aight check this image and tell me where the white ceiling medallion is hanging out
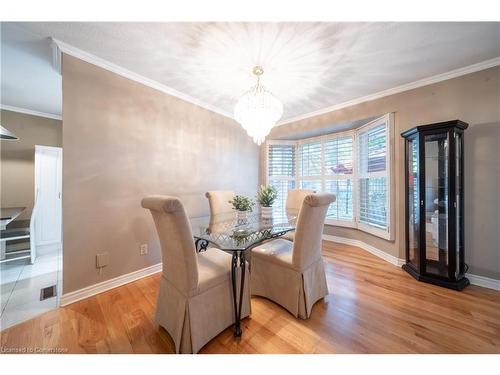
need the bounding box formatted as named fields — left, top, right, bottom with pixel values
left=234, top=66, right=283, bottom=145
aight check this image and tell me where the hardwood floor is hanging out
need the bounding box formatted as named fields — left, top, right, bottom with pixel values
left=1, top=241, right=499, bottom=353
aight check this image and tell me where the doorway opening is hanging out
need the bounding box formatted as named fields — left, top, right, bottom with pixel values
left=1, top=23, right=63, bottom=331
left=0, top=145, right=63, bottom=330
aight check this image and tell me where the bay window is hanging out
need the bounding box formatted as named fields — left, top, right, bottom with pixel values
left=266, top=113, right=393, bottom=240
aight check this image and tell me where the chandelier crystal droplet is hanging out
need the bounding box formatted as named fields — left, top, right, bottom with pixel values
left=234, top=66, right=283, bottom=145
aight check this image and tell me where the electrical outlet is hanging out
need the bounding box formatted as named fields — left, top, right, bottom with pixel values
left=96, top=252, right=109, bottom=268
left=140, top=244, right=148, bottom=255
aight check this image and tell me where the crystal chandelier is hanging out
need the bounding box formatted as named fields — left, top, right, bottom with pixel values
left=234, top=66, right=283, bottom=145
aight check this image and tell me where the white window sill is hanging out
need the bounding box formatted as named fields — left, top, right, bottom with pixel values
left=324, top=220, right=394, bottom=241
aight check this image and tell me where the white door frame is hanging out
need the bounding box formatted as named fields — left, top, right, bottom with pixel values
left=34, top=145, right=62, bottom=247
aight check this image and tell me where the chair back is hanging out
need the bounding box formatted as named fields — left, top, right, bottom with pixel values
left=292, top=193, right=336, bottom=270
left=205, top=190, right=235, bottom=216
left=286, top=189, right=314, bottom=211
left=142, top=195, right=199, bottom=294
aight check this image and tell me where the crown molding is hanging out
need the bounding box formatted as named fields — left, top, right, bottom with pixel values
left=277, top=56, right=500, bottom=127
left=0, top=104, right=62, bottom=120
left=51, top=38, right=233, bottom=120
left=50, top=38, right=62, bottom=74
left=44, top=39, right=500, bottom=127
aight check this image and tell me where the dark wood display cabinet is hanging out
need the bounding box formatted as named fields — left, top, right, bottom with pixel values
left=401, top=120, right=469, bottom=290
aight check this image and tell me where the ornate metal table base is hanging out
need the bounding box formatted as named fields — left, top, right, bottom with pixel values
left=195, top=238, right=246, bottom=337
left=191, top=211, right=298, bottom=338
left=195, top=238, right=209, bottom=252
left=231, top=250, right=246, bottom=337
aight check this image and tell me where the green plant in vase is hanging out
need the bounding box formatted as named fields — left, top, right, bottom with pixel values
left=229, top=195, right=254, bottom=221
left=257, top=185, right=277, bottom=219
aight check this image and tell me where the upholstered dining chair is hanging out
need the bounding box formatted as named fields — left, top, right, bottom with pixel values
left=141, top=195, right=250, bottom=354
left=282, top=188, right=314, bottom=241
left=205, top=190, right=235, bottom=216
left=250, top=193, right=335, bottom=319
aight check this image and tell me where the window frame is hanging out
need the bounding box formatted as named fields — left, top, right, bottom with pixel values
left=323, top=131, right=358, bottom=228
left=295, top=130, right=358, bottom=228
left=297, top=137, right=324, bottom=203
left=265, top=140, right=298, bottom=212
left=265, top=113, right=394, bottom=240
left=355, top=113, right=394, bottom=240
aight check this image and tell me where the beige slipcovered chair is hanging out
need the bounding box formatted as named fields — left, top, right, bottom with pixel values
left=250, top=193, right=335, bottom=319
left=142, top=195, right=250, bottom=353
left=205, top=190, right=235, bottom=216
left=282, top=188, right=314, bottom=241
left=286, top=188, right=314, bottom=211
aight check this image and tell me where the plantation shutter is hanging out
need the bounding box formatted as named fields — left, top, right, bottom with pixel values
left=267, top=143, right=296, bottom=212
left=297, top=140, right=322, bottom=193
left=298, top=141, right=322, bottom=177
left=324, top=135, right=354, bottom=222
left=357, top=123, right=388, bottom=230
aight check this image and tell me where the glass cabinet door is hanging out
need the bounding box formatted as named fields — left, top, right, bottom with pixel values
left=424, top=132, right=449, bottom=277
left=455, top=132, right=464, bottom=278
left=407, top=137, right=420, bottom=270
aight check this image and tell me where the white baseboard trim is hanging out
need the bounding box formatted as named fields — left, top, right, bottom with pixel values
left=60, top=263, right=162, bottom=306
left=323, top=234, right=405, bottom=266
left=323, top=234, right=500, bottom=290
left=465, top=274, right=500, bottom=291
left=59, top=237, right=500, bottom=306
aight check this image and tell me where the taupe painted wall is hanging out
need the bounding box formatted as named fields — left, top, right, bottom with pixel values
left=0, top=110, right=62, bottom=221
left=62, top=55, right=259, bottom=293
left=263, top=66, right=500, bottom=279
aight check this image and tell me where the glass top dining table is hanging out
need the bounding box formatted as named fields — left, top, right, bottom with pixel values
left=189, top=208, right=299, bottom=337
left=190, top=209, right=298, bottom=252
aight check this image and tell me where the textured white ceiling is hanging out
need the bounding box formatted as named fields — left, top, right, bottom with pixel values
left=3, top=22, right=500, bottom=121
left=1, top=23, right=62, bottom=117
